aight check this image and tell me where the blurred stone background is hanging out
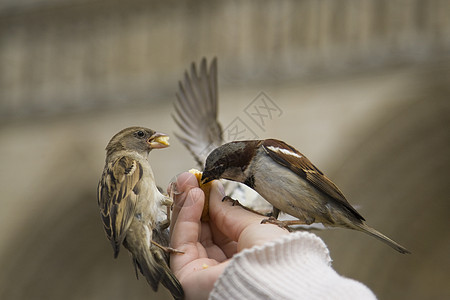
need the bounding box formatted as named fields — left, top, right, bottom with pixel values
left=0, top=0, right=449, bottom=299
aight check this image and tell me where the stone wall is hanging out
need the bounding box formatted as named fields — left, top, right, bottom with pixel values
left=1, top=0, right=449, bottom=118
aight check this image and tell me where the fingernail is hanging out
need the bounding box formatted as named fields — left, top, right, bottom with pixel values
left=168, top=181, right=179, bottom=197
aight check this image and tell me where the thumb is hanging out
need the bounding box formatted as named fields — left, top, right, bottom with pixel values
left=208, top=180, right=287, bottom=250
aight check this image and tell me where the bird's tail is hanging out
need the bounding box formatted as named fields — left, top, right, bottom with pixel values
left=354, top=222, right=411, bottom=254
left=128, top=242, right=184, bottom=300
left=152, top=247, right=185, bottom=300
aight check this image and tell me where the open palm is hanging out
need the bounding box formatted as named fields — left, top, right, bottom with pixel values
left=169, top=173, right=288, bottom=300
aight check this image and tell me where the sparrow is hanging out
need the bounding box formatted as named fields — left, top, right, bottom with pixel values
left=172, top=57, right=271, bottom=213
left=201, top=139, right=411, bottom=254
left=97, top=126, right=184, bottom=299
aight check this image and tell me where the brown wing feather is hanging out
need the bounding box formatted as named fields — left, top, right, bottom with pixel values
left=97, top=156, right=142, bottom=257
left=262, top=139, right=364, bottom=221
left=172, top=57, right=223, bottom=166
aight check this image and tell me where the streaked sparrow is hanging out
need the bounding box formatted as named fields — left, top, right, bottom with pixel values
left=97, top=126, right=184, bottom=299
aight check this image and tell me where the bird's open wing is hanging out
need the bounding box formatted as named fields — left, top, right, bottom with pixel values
left=172, top=57, right=223, bottom=167
left=262, top=139, right=364, bottom=220
left=173, top=58, right=270, bottom=212
left=97, top=156, right=143, bottom=257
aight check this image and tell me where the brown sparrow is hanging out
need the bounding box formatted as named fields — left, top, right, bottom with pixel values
left=97, top=126, right=184, bottom=299
left=201, top=139, right=410, bottom=254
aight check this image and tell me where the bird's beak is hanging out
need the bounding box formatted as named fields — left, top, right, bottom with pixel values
left=201, top=171, right=214, bottom=184
left=148, top=132, right=170, bottom=149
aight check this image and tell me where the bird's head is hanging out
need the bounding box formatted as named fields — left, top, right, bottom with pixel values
left=201, top=140, right=259, bottom=184
left=106, top=126, right=169, bottom=157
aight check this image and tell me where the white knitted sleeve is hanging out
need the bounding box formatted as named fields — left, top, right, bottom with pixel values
left=209, top=231, right=377, bottom=300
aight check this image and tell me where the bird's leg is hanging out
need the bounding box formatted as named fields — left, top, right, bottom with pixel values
left=222, top=195, right=239, bottom=206
left=160, top=196, right=173, bottom=230
left=261, top=218, right=310, bottom=231
left=261, top=209, right=274, bottom=216
left=151, top=240, right=184, bottom=254
left=222, top=196, right=267, bottom=216
left=271, top=207, right=280, bottom=219
left=161, top=196, right=173, bottom=208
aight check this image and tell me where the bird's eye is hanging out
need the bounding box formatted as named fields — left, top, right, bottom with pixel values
left=136, top=130, right=145, bottom=138
left=215, top=164, right=225, bottom=174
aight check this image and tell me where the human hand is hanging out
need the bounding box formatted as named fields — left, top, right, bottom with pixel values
left=169, top=172, right=289, bottom=300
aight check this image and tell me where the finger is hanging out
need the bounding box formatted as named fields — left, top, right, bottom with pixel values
left=209, top=220, right=237, bottom=259
left=171, top=179, right=227, bottom=262
left=171, top=187, right=204, bottom=248
left=236, top=220, right=289, bottom=252
left=199, top=221, right=228, bottom=262
left=170, top=187, right=206, bottom=272
left=200, top=180, right=237, bottom=257
left=209, top=180, right=265, bottom=241
left=170, top=172, right=199, bottom=235
left=209, top=180, right=289, bottom=251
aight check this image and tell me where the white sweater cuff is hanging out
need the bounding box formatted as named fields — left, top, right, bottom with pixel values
left=209, top=231, right=376, bottom=300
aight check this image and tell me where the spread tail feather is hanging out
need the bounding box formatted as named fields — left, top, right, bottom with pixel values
left=129, top=244, right=184, bottom=299
left=355, top=222, right=411, bottom=254
left=152, top=248, right=184, bottom=300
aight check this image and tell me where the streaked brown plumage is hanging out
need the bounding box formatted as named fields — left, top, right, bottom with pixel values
left=97, top=126, right=183, bottom=299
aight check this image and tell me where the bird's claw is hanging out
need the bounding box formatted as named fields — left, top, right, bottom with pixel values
left=165, top=247, right=185, bottom=255
left=261, top=216, right=282, bottom=226
left=222, top=195, right=240, bottom=206
left=151, top=240, right=184, bottom=254
left=261, top=217, right=307, bottom=232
